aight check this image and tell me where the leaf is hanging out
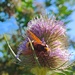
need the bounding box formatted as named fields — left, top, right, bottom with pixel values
left=31, top=67, right=50, bottom=75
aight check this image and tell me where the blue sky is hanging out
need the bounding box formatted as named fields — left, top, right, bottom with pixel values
left=0, top=16, right=19, bottom=35
left=67, top=11, right=75, bottom=39
left=66, top=11, right=75, bottom=61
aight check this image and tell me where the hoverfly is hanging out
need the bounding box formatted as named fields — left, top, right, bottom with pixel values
left=22, top=30, right=50, bottom=55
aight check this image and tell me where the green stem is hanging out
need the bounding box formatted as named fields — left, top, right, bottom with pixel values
left=28, top=38, right=41, bottom=67
left=4, top=34, right=21, bottom=62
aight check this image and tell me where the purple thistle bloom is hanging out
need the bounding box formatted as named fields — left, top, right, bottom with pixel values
left=18, top=15, right=71, bottom=69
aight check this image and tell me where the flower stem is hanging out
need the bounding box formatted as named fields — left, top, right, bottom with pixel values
left=4, top=34, right=21, bottom=62
left=28, top=37, right=41, bottom=67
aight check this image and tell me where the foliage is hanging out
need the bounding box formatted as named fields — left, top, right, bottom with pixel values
left=0, top=0, right=75, bottom=75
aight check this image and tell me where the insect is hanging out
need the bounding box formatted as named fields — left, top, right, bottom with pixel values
left=22, top=30, right=50, bottom=55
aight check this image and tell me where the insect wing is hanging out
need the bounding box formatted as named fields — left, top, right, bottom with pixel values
left=27, top=30, right=42, bottom=44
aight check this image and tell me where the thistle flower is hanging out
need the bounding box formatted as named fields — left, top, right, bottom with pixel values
left=18, top=15, right=71, bottom=70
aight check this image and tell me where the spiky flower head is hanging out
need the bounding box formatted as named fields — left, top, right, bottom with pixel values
left=18, top=15, right=70, bottom=70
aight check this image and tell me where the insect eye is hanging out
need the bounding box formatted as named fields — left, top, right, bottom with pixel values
left=46, top=44, right=48, bottom=47
left=44, top=44, right=50, bottom=51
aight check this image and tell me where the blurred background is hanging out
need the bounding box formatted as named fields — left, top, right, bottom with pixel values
left=0, top=0, right=75, bottom=75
